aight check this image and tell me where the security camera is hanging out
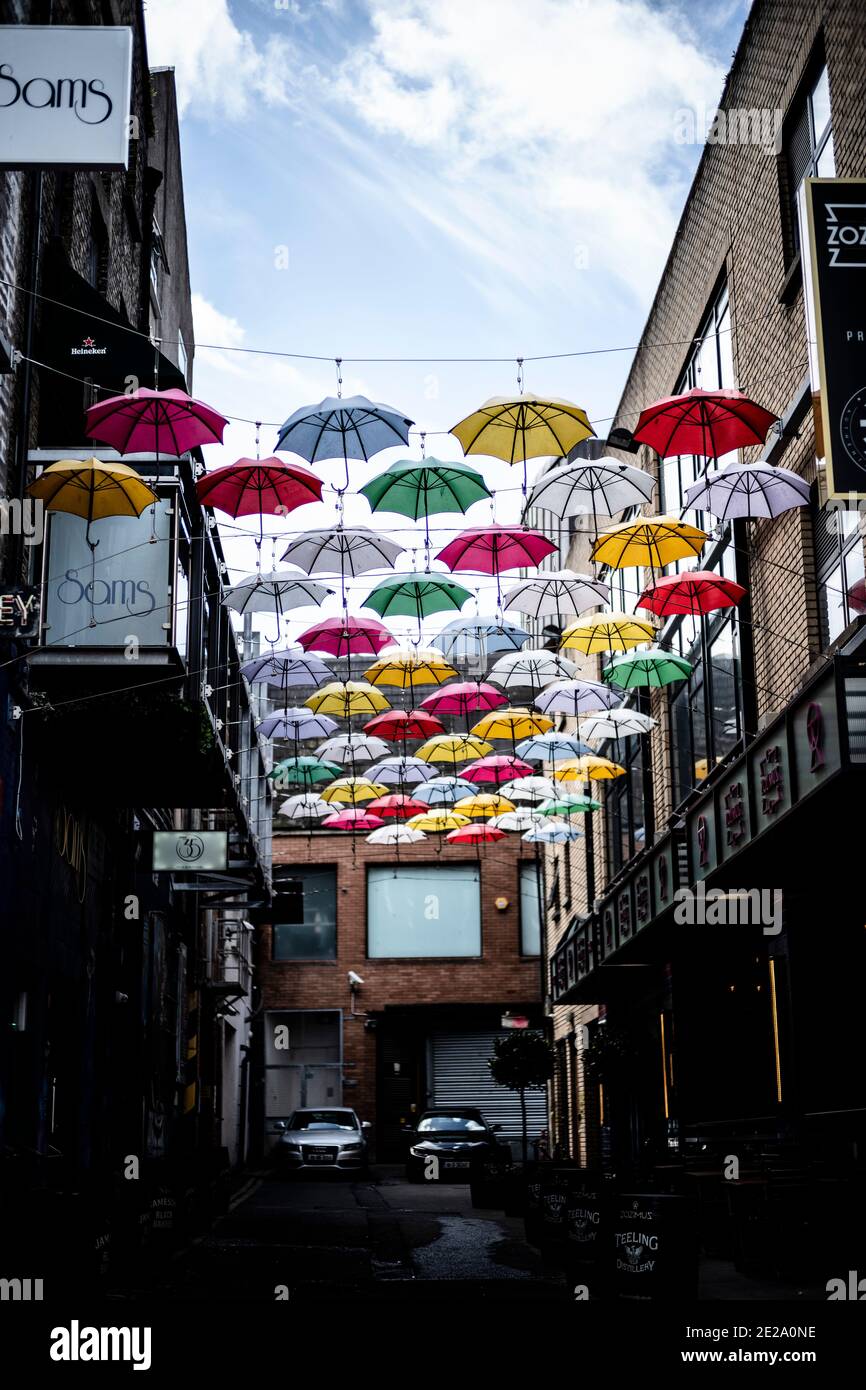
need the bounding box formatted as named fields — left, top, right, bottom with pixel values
left=347, top=971, right=365, bottom=988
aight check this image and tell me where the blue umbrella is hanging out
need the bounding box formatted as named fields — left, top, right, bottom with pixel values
left=524, top=821, right=583, bottom=843
left=257, top=709, right=338, bottom=740
left=516, top=731, right=594, bottom=761
left=241, top=648, right=331, bottom=686
left=275, top=394, right=414, bottom=490
left=366, top=757, right=437, bottom=787
left=437, top=616, right=530, bottom=662
left=412, top=776, right=475, bottom=805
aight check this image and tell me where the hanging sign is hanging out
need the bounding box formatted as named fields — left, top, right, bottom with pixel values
left=0, top=25, right=133, bottom=169
left=153, top=831, right=228, bottom=872
left=805, top=178, right=866, bottom=499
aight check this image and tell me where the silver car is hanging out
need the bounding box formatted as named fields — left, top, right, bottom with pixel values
left=274, top=1108, right=371, bottom=1173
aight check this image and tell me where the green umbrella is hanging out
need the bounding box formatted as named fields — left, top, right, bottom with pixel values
left=363, top=571, right=473, bottom=626
left=603, top=647, right=692, bottom=689
left=537, top=795, right=601, bottom=816
left=268, top=756, right=341, bottom=790
left=360, top=459, right=491, bottom=559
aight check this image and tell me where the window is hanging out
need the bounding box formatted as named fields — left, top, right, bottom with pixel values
left=520, top=862, right=541, bottom=956
left=786, top=60, right=834, bottom=257
left=367, top=865, right=481, bottom=958
left=86, top=194, right=108, bottom=294
left=813, top=498, right=866, bottom=647
left=272, top=867, right=337, bottom=960
left=177, top=328, right=189, bottom=388
left=604, top=730, right=645, bottom=876
left=669, top=610, right=743, bottom=805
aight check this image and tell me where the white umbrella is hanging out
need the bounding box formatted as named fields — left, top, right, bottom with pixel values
left=280, top=525, right=404, bottom=576
left=487, top=649, right=578, bottom=692
left=683, top=461, right=811, bottom=522
left=223, top=568, right=333, bottom=614
left=241, top=648, right=331, bottom=686
left=526, top=456, right=654, bottom=519
left=315, top=733, right=392, bottom=764
left=412, top=776, right=475, bottom=805
left=277, top=794, right=330, bottom=820
left=258, top=709, right=338, bottom=740
left=579, top=709, right=657, bottom=742
left=366, top=825, right=427, bottom=845
left=503, top=569, right=610, bottom=621
left=535, top=678, right=619, bottom=716
left=524, top=821, right=583, bottom=843
left=499, top=776, right=558, bottom=802
left=366, top=757, right=437, bottom=786
left=489, top=809, right=541, bottom=832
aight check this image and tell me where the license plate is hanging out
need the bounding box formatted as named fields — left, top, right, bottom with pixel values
left=307, top=1150, right=333, bottom=1162
left=443, top=1160, right=470, bottom=1169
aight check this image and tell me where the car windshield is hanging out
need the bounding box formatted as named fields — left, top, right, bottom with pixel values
left=417, top=1115, right=486, bottom=1132
left=290, top=1111, right=357, bottom=1131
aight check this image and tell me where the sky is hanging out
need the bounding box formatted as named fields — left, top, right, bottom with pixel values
left=144, top=0, right=751, bottom=646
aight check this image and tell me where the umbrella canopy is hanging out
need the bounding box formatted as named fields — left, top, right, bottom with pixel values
left=366, top=793, right=429, bottom=820
left=525, top=456, right=654, bottom=518
left=320, top=777, right=389, bottom=805
left=591, top=516, right=709, bottom=571
left=364, top=647, right=458, bottom=688
left=366, top=825, right=428, bottom=845
left=537, top=795, right=599, bottom=816
left=471, top=709, right=553, bottom=741
left=416, top=734, right=493, bottom=766
left=553, top=755, right=625, bottom=781
left=277, top=794, right=331, bottom=821
left=632, top=387, right=778, bottom=459
left=454, top=793, right=515, bottom=821
left=27, top=459, right=157, bottom=543
left=489, top=809, right=540, bottom=832
left=436, top=617, right=531, bottom=660
left=364, top=709, right=444, bottom=741
left=499, top=776, right=558, bottom=802
left=259, top=711, right=338, bottom=741
left=267, top=756, right=342, bottom=787
left=579, top=709, right=656, bottom=741
left=315, top=733, right=392, bottom=764
left=241, top=649, right=332, bottom=686
left=461, top=754, right=533, bottom=786
left=305, top=681, right=390, bottom=717
left=275, top=394, right=414, bottom=490
left=638, top=570, right=746, bottom=617
left=407, top=811, right=471, bottom=833
left=223, top=570, right=333, bottom=619
left=487, top=649, right=577, bottom=692
left=322, top=808, right=385, bottom=831
left=281, top=525, right=404, bottom=577
left=524, top=821, right=583, bottom=843
left=683, top=462, right=811, bottom=522
left=436, top=525, right=557, bottom=576
left=560, top=611, right=656, bottom=654
left=85, top=387, right=229, bottom=455
left=534, top=678, right=619, bottom=716
left=412, top=776, right=476, bottom=806
left=450, top=394, right=594, bottom=492
left=362, top=572, right=472, bottom=621
left=419, top=681, right=509, bottom=718
left=196, top=457, right=322, bottom=517
left=516, top=732, right=594, bottom=761
left=446, top=824, right=507, bottom=845
left=360, top=458, right=491, bottom=540
left=296, top=615, right=394, bottom=657
left=603, top=648, right=693, bottom=688
left=366, top=757, right=437, bottom=786
left=503, top=570, right=610, bottom=621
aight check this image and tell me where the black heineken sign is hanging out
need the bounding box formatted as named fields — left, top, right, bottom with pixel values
left=805, top=178, right=866, bottom=498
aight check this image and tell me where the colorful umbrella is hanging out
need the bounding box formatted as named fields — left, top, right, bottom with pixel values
left=503, top=569, right=610, bottom=622
left=436, top=617, right=531, bottom=661
left=259, top=711, right=338, bottom=741
left=436, top=525, right=557, bottom=576
left=461, top=754, right=533, bottom=786
left=525, top=456, right=654, bottom=521
left=632, top=387, right=778, bottom=459
left=450, top=394, right=594, bottom=492
left=275, top=393, right=414, bottom=491
left=515, top=732, right=594, bottom=761
left=406, top=811, right=471, bottom=833
left=85, top=387, right=228, bottom=455
left=489, top=809, right=540, bottom=833
left=560, top=612, right=656, bottom=654
left=362, top=572, right=473, bottom=623
left=499, top=776, right=558, bottom=803
left=364, top=709, right=444, bottom=742
left=683, top=462, right=811, bottom=522
left=320, top=777, right=388, bottom=805
left=419, top=682, right=509, bottom=718
left=306, top=681, right=390, bottom=718
left=638, top=571, right=746, bottom=617
left=241, top=649, right=331, bottom=687
left=315, top=734, right=392, bottom=764
left=486, top=649, right=577, bottom=692
left=360, top=457, right=491, bottom=559
left=553, top=755, right=625, bottom=781
left=366, top=757, right=437, bottom=786
left=524, top=822, right=582, bottom=843
left=277, top=794, right=331, bottom=821
left=28, top=459, right=157, bottom=538
left=322, top=808, right=385, bottom=831
left=416, top=734, right=493, bottom=766
left=366, top=794, right=429, bottom=820
left=579, top=709, right=656, bottom=741
left=603, top=648, right=693, bottom=689
left=590, top=516, right=708, bottom=572
left=268, top=756, right=342, bottom=788
left=364, top=647, right=458, bottom=689
left=446, top=824, right=507, bottom=845
left=412, top=776, right=476, bottom=806
left=196, top=457, right=322, bottom=531
left=366, top=825, right=428, bottom=845
left=534, top=678, right=619, bottom=716
left=470, top=709, right=553, bottom=742
left=537, top=795, right=599, bottom=816
left=454, top=793, right=515, bottom=821
left=296, top=615, right=395, bottom=658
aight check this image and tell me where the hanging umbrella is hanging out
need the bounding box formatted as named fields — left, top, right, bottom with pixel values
left=364, top=647, right=458, bottom=689
left=275, top=394, right=414, bottom=491
left=241, top=648, right=332, bottom=686
left=603, top=648, right=693, bottom=689
left=461, top=754, right=533, bottom=786
left=489, top=809, right=540, bottom=833
left=322, top=808, right=385, bottom=831
left=223, top=572, right=334, bottom=644
left=553, top=755, right=625, bottom=781
left=537, top=795, right=600, bottom=816
left=591, top=516, right=708, bottom=572
left=525, top=456, right=654, bottom=520
left=436, top=617, right=531, bottom=662
left=516, top=732, right=594, bottom=761
left=366, top=757, right=437, bottom=786
left=560, top=612, right=656, bottom=654
left=85, top=386, right=228, bottom=454
left=364, top=709, right=444, bottom=742
left=416, top=734, right=493, bottom=766
left=27, top=458, right=157, bottom=547
left=320, top=777, right=389, bottom=805
left=267, top=756, right=342, bottom=788
left=412, top=776, right=476, bottom=806
left=503, top=570, right=610, bottom=622
left=363, top=572, right=473, bottom=623
left=196, top=456, right=322, bottom=524
left=446, top=824, right=507, bottom=845
left=281, top=526, right=404, bottom=609
left=454, top=793, right=515, bottom=821
left=524, top=822, right=583, bottom=843
left=406, top=811, right=471, bottom=833
left=419, top=682, right=509, bottom=719
left=470, top=709, right=553, bottom=742
left=579, top=709, right=656, bottom=741
left=259, top=711, right=338, bottom=741
left=499, top=776, right=558, bottom=803
left=683, top=462, right=811, bottom=522
left=450, top=394, right=594, bottom=492
left=436, top=526, right=557, bottom=577
left=277, top=794, right=331, bottom=821
left=487, top=649, right=577, bottom=693
left=306, top=681, right=390, bottom=718
left=366, top=825, right=428, bottom=845
left=360, top=458, right=492, bottom=560
left=315, top=733, right=392, bottom=764
left=366, top=793, right=431, bottom=820
left=638, top=571, right=746, bottom=617
left=632, top=387, right=778, bottom=459
left=296, top=615, right=395, bottom=658
left=534, top=678, right=619, bottom=716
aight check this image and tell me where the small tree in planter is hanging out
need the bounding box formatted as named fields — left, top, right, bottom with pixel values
left=488, top=1031, right=555, bottom=1164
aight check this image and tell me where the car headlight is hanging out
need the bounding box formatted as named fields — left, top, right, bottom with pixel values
left=343, top=1142, right=363, bottom=1152
left=283, top=1142, right=301, bottom=1151
left=409, top=1146, right=427, bottom=1158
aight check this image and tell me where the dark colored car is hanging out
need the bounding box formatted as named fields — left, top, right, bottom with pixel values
left=404, top=1108, right=507, bottom=1182
left=273, top=1108, right=370, bottom=1174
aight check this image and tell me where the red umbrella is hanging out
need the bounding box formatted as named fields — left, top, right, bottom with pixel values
left=419, top=681, right=509, bottom=718
left=321, top=809, right=384, bottom=831
left=436, top=525, right=557, bottom=575
left=461, top=754, right=533, bottom=786
left=297, top=615, right=395, bottom=658
left=364, top=710, right=444, bottom=741
left=445, top=824, right=506, bottom=845
left=638, top=571, right=746, bottom=617
left=196, top=457, right=322, bottom=517
left=632, top=388, right=777, bottom=460
left=85, top=387, right=229, bottom=455
left=366, top=794, right=428, bottom=820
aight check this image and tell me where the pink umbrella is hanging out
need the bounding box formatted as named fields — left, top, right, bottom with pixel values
left=85, top=387, right=228, bottom=455
left=297, top=615, right=395, bottom=658
left=321, top=808, right=385, bottom=831
left=419, top=682, right=509, bottom=719
left=436, top=526, right=557, bottom=604
left=461, top=754, right=533, bottom=786
left=196, top=457, right=322, bottom=518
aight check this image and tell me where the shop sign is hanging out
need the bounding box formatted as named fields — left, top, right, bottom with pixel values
left=749, top=736, right=792, bottom=835
left=687, top=804, right=718, bottom=881
left=791, top=678, right=841, bottom=794
left=0, top=585, right=40, bottom=638
left=716, top=775, right=751, bottom=864
left=153, top=831, right=227, bottom=873
left=617, top=883, right=633, bottom=947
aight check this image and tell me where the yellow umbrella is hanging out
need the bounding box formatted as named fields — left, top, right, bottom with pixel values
left=415, top=734, right=493, bottom=765
left=470, top=708, right=553, bottom=741
left=454, top=793, right=515, bottom=821
left=320, top=777, right=388, bottom=804
left=560, top=611, right=655, bottom=654
left=591, top=515, right=708, bottom=571
left=364, top=646, right=457, bottom=689
left=553, top=754, right=625, bottom=781
left=305, top=681, right=390, bottom=717
left=451, top=397, right=594, bottom=492
left=407, top=810, right=471, bottom=833
left=27, top=458, right=158, bottom=542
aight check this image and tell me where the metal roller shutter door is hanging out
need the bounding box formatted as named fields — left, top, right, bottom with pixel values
left=430, top=1030, right=548, bottom=1150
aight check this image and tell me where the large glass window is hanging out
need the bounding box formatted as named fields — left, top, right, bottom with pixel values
left=786, top=61, right=834, bottom=258
left=813, top=499, right=866, bottom=647
left=272, top=868, right=337, bottom=960
left=367, top=865, right=481, bottom=958
left=519, top=862, right=541, bottom=956
left=604, top=732, right=645, bottom=876
left=669, top=611, right=742, bottom=804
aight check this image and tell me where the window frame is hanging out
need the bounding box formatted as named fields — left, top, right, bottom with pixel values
left=271, top=865, right=339, bottom=962
left=365, top=862, right=483, bottom=960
